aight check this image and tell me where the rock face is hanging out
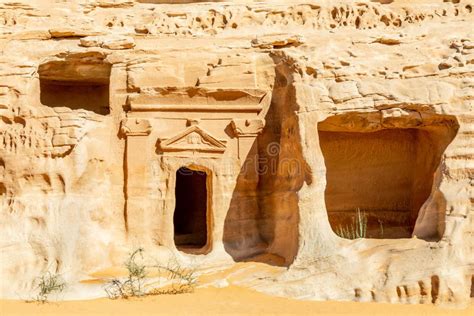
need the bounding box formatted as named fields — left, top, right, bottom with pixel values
left=0, top=0, right=473, bottom=306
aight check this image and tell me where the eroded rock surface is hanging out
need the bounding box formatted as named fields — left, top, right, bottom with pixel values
left=0, top=0, right=472, bottom=307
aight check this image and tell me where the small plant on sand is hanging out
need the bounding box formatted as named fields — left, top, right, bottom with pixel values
left=35, top=272, right=66, bottom=303
left=149, top=259, right=197, bottom=295
left=105, top=247, right=147, bottom=299
left=336, top=208, right=368, bottom=239
left=378, top=219, right=384, bottom=238
left=105, top=248, right=197, bottom=299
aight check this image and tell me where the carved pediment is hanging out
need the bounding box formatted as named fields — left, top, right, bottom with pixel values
left=158, top=125, right=227, bottom=154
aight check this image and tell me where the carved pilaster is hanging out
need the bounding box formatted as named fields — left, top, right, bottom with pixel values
left=231, top=119, right=265, bottom=137
left=231, top=119, right=265, bottom=159
left=120, top=118, right=152, bottom=136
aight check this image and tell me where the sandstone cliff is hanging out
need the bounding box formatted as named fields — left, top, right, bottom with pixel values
left=0, top=0, right=472, bottom=306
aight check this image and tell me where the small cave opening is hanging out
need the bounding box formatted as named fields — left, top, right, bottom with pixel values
left=471, top=275, right=474, bottom=297
left=174, top=167, right=209, bottom=254
left=0, top=183, right=6, bottom=196
left=38, top=60, right=112, bottom=115
left=318, top=113, right=458, bottom=240
left=471, top=275, right=474, bottom=298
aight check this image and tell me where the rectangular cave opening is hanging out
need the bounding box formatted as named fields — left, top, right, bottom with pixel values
left=40, top=80, right=110, bottom=115
left=174, top=167, right=209, bottom=254
left=38, top=60, right=112, bottom=115
left=318, top=120, right=456, bottom=240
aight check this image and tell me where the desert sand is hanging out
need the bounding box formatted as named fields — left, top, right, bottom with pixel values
left=1, top=288, right=473, bottom=316
left=2, top=261, right=473, bottom=315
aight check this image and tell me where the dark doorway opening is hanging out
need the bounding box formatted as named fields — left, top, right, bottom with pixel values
left=174, top=167, right=209, bottom=253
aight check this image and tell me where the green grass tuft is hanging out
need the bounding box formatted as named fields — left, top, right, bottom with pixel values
left=105, top=248, right=197, bottom=299
left=35, top=272, right=66, bottom=303
left=336, top=208, right=368, bottom=239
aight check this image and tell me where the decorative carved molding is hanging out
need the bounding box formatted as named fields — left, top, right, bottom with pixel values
left=130, top=103, right=263, bottom=113
left=186, top=118, right=200, bottom=126
left=158, top=125, right=227, bottom=154
left=120, top=118, right=152, bottom=136
left=127, top=89, right=267, bottom=114
left=231, top=119, right=265, bottom=137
